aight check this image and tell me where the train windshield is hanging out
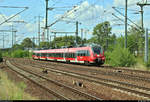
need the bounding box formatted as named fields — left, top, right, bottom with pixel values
left=92, top=47, right=102, bottom=54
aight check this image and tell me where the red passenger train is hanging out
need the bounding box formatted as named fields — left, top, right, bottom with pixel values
left=32, top=44, right=105, bottom=65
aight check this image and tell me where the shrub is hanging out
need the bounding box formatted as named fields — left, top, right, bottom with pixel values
left=2, top=51, right=11, bottom=57
left=144, top=53, right=150, bottom=67
left=0, top=51, right=2, bottom=58
left=11, top=50, right=29, bottom=58
left=104, top=51, right=112, bottom=64
left=107, top=45, right=136, bottom=67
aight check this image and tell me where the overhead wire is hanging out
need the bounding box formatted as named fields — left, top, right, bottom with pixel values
left=112, top=7, right=142, bottom=29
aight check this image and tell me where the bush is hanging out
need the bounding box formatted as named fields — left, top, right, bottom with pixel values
left=107, top=45, right=136, bottom=67
left=11, top=50, right=29, bottom=58
left=2, top=51, right=11, bottom=57
left=0, top=51, right=2, bottom=58
left=144, top=53, right=150, bottom=67
left=104, top=51, right=112, bottom=64
left=0, top=51, right=2, bottom=62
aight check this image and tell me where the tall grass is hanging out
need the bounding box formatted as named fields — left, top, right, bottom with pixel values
left=0, top=71, right=37, bottom=100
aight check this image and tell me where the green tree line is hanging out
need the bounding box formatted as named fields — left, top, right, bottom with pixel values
left=1, top=21, right=150, bottom=68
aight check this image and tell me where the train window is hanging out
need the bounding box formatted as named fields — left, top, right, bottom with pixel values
left=71, top=53, right=72, bottom=58
left=71, top=53, right=73, bottom=58
left=92, top=47, right=101, bottom=54
left=76, top=50, right=90, bottom=56
left=86, top=50, right=90, bottom=56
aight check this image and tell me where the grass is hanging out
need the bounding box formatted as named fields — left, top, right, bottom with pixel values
left=129, top=56, right=150, bottom=71
left=0, top=70, right=37, bottom=100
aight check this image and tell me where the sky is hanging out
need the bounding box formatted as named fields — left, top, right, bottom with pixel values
left=0, top=0, right=150, bottom=48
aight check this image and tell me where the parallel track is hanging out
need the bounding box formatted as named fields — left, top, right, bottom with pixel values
left=11, top=58, right=150, bottom=99
left=7, top=59, right=101, bottom=100
left=27, top=59, right=150, bottom=83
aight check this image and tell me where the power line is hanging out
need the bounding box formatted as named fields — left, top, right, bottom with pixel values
left=112, top=6, right=142, bottom=29
left=0, top=6, right=28, bottom=8
left=112, top=6, right=139, bottom=12
left=0, top=7, right=28, bottom=26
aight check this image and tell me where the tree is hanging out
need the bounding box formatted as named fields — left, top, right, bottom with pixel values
left=127, top=27, right=144, bottom=56
left=93, top=21, right=112, bottom=49
left=39, top=42, right=50, bottom=48
left=12, top=44, right=23, bottom=50
left=21, top=38, right=35, bottom=48
left=50, top=36, right=82, bottom=48
left=107, top=34, right=117, bottom=51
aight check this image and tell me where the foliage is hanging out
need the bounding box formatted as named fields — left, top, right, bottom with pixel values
left=144, top=53, right=150, bottom=67
left=12, top=44, right=24, bottom=50
left=21, top=37, right=35, bottom=49
left=127, top=27, right=144, bottom=56
left=106, top=45, right=136, bottom=67
left=0, top=71, right=37, bottom=100
left=2, top=51, right=11, bottom=57
left=11, top=50, right=29, bottom=58
left=92, top=21, right=112, bottom=48
left=0, top=51, right=2, bottom=62
left=39, top=41, right=50, bottom=48
left=0, top=51, right=2, bottom=58
left=104, top=51, right=112, bottom=64
left=50, top=36, right=82, bottom=48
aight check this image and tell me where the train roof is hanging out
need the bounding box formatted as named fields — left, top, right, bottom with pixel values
left=33, top=43, right=102, bottom=53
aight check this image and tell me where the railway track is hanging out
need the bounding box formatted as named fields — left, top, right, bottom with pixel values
left=10, top=58, right=150, bottom=99
left=6, top=59, right=101, bottom=100
left=24, top=58, right=150, bottom=83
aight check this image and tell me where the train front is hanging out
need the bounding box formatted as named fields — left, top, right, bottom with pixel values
left=91, top=46, right=105, bottom=65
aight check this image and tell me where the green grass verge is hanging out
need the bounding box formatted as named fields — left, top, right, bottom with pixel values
left=0, top=70, right=37, bottom=100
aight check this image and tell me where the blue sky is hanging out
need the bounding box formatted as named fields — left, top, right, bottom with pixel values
left=0, top=0, right=150, bottom=48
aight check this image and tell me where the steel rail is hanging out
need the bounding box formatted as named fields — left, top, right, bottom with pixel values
left=12, top=58, right=150, bottom=99
left=9, top=59, right=101, bottom=100
left=6, top=60, right=69, bottom=100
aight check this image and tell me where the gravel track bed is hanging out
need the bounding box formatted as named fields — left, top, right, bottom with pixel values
left=10, top=58, right=148, bottom=100
left=19, top=58, right=150, bottom=89
left=10, top=59, right=101, bottom=100
left=28, top=58, right=150, bottom=79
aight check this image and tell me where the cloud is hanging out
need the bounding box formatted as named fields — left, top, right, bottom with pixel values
left=54, top=1, right=105, bottom=25
left=69, top=1, right=104, bottom=21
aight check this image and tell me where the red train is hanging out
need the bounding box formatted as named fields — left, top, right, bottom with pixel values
left=32, top=44, right=105, bottom=65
